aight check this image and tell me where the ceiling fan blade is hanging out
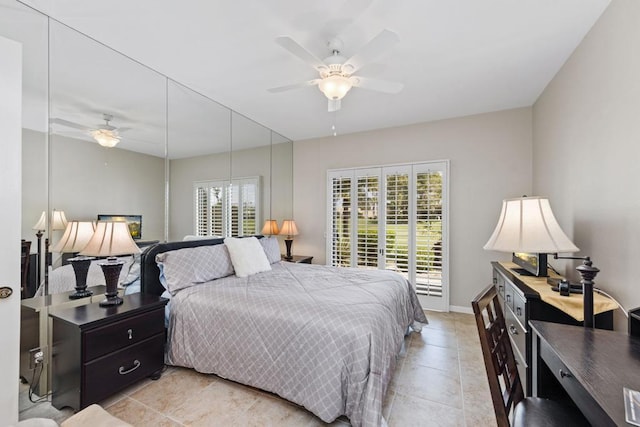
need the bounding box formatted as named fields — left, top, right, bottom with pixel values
left=268, top=79, right=321, bottom=93
left=49, top=118, right=92, bottom=132
left=275, top=36, right=328, bottom=73
left=341, top=29, right=400, bottom=74
left=328, top=99, right=342, bottom=112
left=350, top=76, right=404, bottom=94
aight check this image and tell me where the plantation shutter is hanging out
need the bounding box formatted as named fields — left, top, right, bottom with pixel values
left=383, top=167, right=411, bottom=275
left=327, top=161, right=448, bottom=311
left=414, top=168, right=444, bottom=297
left=194, top=177, right=260, bottom=238
left=328, top=171, right=353, bottom=267
left=356, top=170, right=380, bottom=268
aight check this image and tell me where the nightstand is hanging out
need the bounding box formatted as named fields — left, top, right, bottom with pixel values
left=281, top=255, right=313, bottom=264
left=50, top=293, right=168, bottom=411
left=20, top=285, right=108, bottom=396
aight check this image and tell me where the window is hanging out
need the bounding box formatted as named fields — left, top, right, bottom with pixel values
left=327, top=161, right=448, bottom=310
left=194, top=176, right=260, bottom=237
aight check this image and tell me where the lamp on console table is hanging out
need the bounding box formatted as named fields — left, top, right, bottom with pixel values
left=279, top=220, right=298, bottom=260
left=483, top=196, right=599, bottom=328
left=80, top=221, right=141, bottom=307
left=52, top=221, right=96, bottom=299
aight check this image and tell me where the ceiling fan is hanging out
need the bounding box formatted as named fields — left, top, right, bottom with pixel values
left=50, top=113, right=129, bottom=148
left=269, top=29, right=404, bottom=112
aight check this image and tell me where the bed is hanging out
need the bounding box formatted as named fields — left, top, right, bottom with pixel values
left=140, top=237, right=428, bottom=427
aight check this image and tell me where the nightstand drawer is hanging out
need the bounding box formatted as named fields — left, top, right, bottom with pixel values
left=82, top=333, right=164, bottom=406
left=84, top=308, right=164, bottom=360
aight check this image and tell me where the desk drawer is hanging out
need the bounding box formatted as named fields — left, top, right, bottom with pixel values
left=84, top=308, right=164, bottom=361
left=82, top=333, right=164, bottom=407
left=506, top=307, right=527, bottom=361
left=512, top=290, right=527, bottom=328
left=539, top=341, right=612, bottom=425
left=494, top=271, right=506, bottom=300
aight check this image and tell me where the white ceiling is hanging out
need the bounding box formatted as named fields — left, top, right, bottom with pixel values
left=20, top=0, right=610, bottom=142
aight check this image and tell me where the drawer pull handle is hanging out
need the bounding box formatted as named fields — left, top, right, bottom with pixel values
left=559, top=369, right=572, bottom=379
left=506, top=295, right=511, bottom=302
left=509, top=325, right=518, bottom=335
left=119, top=360, right=141, bottom=375
left=493, top=278, right=497, bottom=285
left=127, top=329, right=133, bottom=340
left=516, top=306, right=522, bottom=316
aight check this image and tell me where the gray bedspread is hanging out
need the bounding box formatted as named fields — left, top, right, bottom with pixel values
left=166, top=262, right=427, bottom=426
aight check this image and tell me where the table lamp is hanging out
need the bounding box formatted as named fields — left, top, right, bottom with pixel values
left=483, top=196, right=599, bottom=328
left=52, top=221, right=96, bottom=299
left=279, top=220, right=298, bottom=260
left=261, top=220, right=280, bottom=236
left=80, top=221, right=141, bottom=307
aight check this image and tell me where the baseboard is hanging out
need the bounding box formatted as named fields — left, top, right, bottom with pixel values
left=449, top=305, right=473, bottom=314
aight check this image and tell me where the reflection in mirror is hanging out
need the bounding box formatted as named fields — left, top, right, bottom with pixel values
left=168, top=80, right=231, bottom=241
left=271, top=131, right=294, bottom=224
left=231, top=112, right=272, bottom=237
left=48, top=20, right=167, bottom=280
left=0, top=1, right=49, bottom=298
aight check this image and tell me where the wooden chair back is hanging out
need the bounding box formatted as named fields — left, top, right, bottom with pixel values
left=472, top=284, right=524, bottom=427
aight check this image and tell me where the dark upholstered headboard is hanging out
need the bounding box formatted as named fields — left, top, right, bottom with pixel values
left=140, top=238, right=225, bottom=296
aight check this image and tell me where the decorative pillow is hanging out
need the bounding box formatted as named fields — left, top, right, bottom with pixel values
left=155, top=244, right=234, bottom=295
left=224, top=237, right=272, bottom=278
left=260, top=236, right=281, bottom=264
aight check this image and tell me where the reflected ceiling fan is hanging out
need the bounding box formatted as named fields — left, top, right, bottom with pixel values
left=269, top=29, right=403, bottom=112
left=50, top=113, right=130, bottom=148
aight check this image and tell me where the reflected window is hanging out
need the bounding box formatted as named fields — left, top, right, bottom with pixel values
left=194, top=177, right=260, bottom=237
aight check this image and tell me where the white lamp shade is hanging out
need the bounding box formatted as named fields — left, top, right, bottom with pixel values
left=279, top=220, right=299, bottom=237
left=91, top=129, right=120, bottom=147
left=52, top=221, right=96, bottom=253
left=261, top=220, right=280, bottom=236
left=51, top=210, right=68, bottom=231
left=318, top=75, right=353, bottom=100
left=32, top=211, right=46, bottom=231
left=483, top=197, right=579, bottom=253
left=80, top=221, right=141, bottom=257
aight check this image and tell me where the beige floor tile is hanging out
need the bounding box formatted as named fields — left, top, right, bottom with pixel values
left=392, top=364, right=463, bottom=409
left=167, top=376, right=261, bottom=426
left=106, top=397, right=182, bottom=426
left=129, top=366, right=217, bottom=414
left=405, top=342, right=460, bottom=375
left=229, top=395, right=319, bottom=426
left=411, top=327, right=459, bottom=350
left=388, top=391, right=465, bottom=427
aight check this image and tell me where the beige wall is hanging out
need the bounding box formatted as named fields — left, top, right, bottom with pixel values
left=293, top=108, right=533, bottom=310
left=48, top=133, right=165, bottom=241
left=533, top=0, right=640, bottom=319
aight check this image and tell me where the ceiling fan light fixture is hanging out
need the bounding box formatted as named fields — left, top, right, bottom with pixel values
left=91, top=129, right=120, bottom=148
left=318, top=75, right=353, bottom=100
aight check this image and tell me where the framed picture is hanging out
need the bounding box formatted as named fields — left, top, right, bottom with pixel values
left=97, top=214, right=142, bottom=240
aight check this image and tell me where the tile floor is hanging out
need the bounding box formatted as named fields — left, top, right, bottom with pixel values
left=19, top=311, right=496, bottom=426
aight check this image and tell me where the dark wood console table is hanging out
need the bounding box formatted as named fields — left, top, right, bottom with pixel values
left=531, top=320, right=640, bottom=426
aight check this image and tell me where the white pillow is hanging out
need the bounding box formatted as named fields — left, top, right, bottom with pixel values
left=224, top=237, right=272, bottom=278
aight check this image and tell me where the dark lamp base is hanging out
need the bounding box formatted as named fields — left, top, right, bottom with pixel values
left=284, top=238, right=293, bottom=260
left=99, top=295, right=124, bottom=307
left=68, top=256, right=94, bottom=300
left=98, top=259, right=125, bottom=307
left=69, top=288, right=93, bottom=299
